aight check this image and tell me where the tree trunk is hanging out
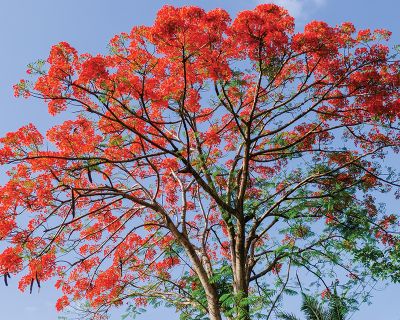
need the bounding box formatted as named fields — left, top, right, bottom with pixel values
left=233, top=224, right=251, bottom=320
left=206, top=292, right=223, bottom=320
left=164, top=217, right=223, bottom=320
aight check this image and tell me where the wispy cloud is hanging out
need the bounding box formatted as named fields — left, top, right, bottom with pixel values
left=258, top=0, right=327, bottom=20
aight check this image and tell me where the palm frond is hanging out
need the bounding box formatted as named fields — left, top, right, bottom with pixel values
left=327, top=294, right=348, bottom=320
left=276, top=312, right=301, bottom=320
left=301, top=294, right=327, bottom=320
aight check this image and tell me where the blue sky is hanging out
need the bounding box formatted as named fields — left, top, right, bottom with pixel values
left=0, top=1, right=399, bottom=319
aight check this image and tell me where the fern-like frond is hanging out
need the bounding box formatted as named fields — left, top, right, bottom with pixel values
left=301, top=294, right=327, bottom=320
left=276, top=312, right=301, bottom=320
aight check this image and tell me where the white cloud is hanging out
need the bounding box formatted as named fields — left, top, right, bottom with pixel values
left=259, top=0, right=327, bottom=20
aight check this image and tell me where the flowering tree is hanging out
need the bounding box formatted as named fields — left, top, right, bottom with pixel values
left=3, top=4, right=400, bottom=320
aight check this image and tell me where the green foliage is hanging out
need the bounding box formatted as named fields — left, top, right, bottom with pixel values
left=121, top=305, right=146, bottom=319
left=278, top=292, right=349, bottom=320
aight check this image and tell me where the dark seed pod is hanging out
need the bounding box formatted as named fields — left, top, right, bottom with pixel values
left=88, top=169, right=93, bottom=183
left=29, top=278, right=34, bottom=294
left=71, top=189, right=76, bottom=218
left=119, top=258, right=123, bottom=276
left=36, top=272, right=41, bottom=288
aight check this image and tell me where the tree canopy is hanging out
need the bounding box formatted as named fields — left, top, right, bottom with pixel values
left=2, top=4, right=400, bottom=320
